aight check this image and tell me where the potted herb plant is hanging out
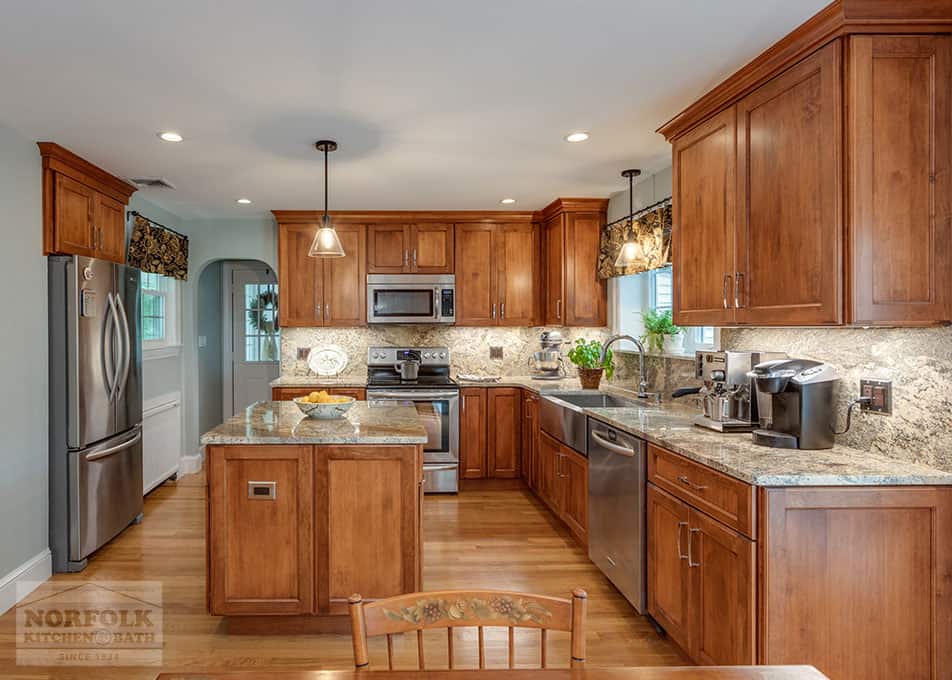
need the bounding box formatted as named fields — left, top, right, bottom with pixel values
left=567, top=338, right=614, bottom=389
left=642, top=309, right=684, bottom=355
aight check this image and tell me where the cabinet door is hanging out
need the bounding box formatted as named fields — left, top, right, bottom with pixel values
left=687, top=508, right=755, bottom=665
left=488, top=387, right=521, bottom=478
left=315, top=445, right=422, bottom=614
left=647, top=484, right=692, bottom=652
left=459, top=387, right=487, bottom=478
left=564, top=211, right=607, bottom=326
left=53, top=173, right=96, bottom=256
left=735, top=41, right=842, bottom=325
left=455, top=224, right=497, bottom=325
left=411, top=223, right=454, bottom=273
left=521, top=393, right=539, bottom=491
left=496, top=223, right=538, bottom=326
left=367, top=224, right=410, bottom=273
left=278, top=223, right=323, bottom=327
left=849, top=35, right=952, bottom=325
left=322, top=224, right=366, bottom=326
left=207, top=445, right=314, bottom=615
left=542, top=214, right=565, bottom=325
left=560, top=447, right=588, bottom=545
left=538, top=432, right=561, bottom=512
left=671, top=107, right=736, bottom=326
left=94, top=194, right=126, bottom=263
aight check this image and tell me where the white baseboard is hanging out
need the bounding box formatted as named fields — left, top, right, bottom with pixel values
left=0, top=549, right=52, bottom=616
left=179, top=450, right=204, bottom=476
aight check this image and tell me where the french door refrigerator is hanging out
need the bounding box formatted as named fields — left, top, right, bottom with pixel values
left=49, top=255, right=143, bottom=572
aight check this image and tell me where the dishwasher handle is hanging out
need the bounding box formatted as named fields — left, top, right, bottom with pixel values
left=590, top=429, right=642, bottom=457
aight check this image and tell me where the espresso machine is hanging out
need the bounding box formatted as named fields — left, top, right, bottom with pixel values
left=527, top=330, right=566, bottom=380
left=749, top=358, right=839, bottom=449
left=694, top=351, right=787, bottom=432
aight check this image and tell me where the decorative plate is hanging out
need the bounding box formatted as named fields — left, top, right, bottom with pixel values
left=307, top=345, right=349, bottom=376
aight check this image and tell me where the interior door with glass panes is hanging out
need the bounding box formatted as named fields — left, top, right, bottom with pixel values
left=231, top=265, right=280, bottom=414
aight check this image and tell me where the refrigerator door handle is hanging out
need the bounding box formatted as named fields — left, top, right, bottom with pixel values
left=85, top=429, right=142, bottom=462
left=114, top=292, right=132, bottom=402
left=104, top=292, right=120, bottom=402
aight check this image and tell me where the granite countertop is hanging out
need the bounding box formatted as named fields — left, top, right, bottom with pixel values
left=200, top=401, right=428, bottom=446
left=271, top=374, right=368, bottom=387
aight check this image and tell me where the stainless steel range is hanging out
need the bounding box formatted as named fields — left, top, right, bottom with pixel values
left=366, top=346, right=459, bottom=493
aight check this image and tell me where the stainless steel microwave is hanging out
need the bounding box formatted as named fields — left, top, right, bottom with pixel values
left=367, top=274, right=455, bottom=324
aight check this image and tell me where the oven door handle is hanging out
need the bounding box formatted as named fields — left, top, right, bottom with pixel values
left=424, top=463, right=458, bottom=472
left=368, top=391, right=460, bottom=400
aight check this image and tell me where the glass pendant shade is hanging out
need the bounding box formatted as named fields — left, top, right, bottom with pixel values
left=308, top=216, right=345, bottom=257
left=614, top=239, right=643, bottom=267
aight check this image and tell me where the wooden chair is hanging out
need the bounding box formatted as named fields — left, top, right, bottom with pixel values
left=348, top=588, right=587, bottom=670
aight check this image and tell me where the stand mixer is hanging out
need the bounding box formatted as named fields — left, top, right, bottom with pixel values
left=527, top=330, right=566, bottom=380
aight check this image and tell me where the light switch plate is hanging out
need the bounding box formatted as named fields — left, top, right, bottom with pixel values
left=198, top=335, right=207, bottom=348
left=490, top=346, right=503, bottom=359
left=860, top=379, right=892, bottom=415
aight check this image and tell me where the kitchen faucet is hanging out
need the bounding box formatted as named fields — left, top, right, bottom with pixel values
left=600, top=334, right=659, bottom=401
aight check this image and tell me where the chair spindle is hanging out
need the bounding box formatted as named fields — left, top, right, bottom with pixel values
left=478, top=626, right=485, bottom=669
left=508, top=626, right=515, bottom=668
left=541, top=628, right=547, bottom=669
left=386, top=634, right=394, bottom=671
left=447, top=628, right=454, bottom=669
left=417, top=629, right=425, bottom=670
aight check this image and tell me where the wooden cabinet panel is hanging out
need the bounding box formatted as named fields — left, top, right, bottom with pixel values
left=411, top=223, right=454, bottom=273
left=521, top=392, right=539, bottom=492
left=322, top=224, right=366, bottom=326
left=207, top=445, right=314, bottom=615
left=688, top=508, right=755, bottom=665
left=647, top=484, right=692, bottom=652
left=278, top=223, right=322, bottom=327
left=542, top=214, right=564, bottom=324
left=459, top=387, right=487, bottom=479
left=849, top=34, right=952, bottom=325
left=497, top=223, right=538, bottom=326
left=564, top=212, right=607, bottom=326
left=454, top=224, right=496, bottom=325
left=538, top=431, right=561, bottom=512
left=53, top=173, right=96, bottom=257
left=94, top=194, right=126, bottom=263
left=488, top=387, right=521, bottom=478
left=315, top=445, right=422, bottom=614
left=672, top=107, right=736, bottom=326
left=760, top=486, right=952, bottom=680
left=367, top=224, right=410, bottom=273
left=272, top=387, right=366, bottom=401
left=560, top=448, right=588, bottom=545
left=735, top=41, right=842, bottom=325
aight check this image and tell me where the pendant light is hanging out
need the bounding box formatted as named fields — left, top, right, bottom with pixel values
left=614, top=168, right=642, bottom=268
left=308, top=140, right=345, bottom=258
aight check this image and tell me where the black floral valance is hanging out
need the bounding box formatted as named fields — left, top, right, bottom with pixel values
left=127, top=213, right=189, bottom=281
left=597, top=201, right=672, bottom=279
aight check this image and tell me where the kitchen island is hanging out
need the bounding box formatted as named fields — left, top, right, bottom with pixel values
left=201, top=401, right=427, bottom=626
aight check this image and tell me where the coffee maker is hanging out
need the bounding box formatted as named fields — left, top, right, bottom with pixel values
left=527, top=330, right=566, bottom=380
left=749, top=358, right=839, bottom=450
left=694, top=351, right=787, bottom=432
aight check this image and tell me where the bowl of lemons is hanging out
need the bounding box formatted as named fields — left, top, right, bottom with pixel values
left=293, top=391, right=357, bottom=419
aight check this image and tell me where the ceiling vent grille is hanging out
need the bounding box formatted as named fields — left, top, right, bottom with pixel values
left=129, top=177, right=176, bottom=190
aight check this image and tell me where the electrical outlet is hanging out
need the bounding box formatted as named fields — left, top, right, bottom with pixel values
left=490, top=346, right=503, bottom=359
left=860, top=379, right=892, bottom=415
left=297, top=347, right=310, bottom=360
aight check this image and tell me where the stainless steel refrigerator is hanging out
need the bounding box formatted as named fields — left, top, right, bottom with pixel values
left=49, top=255, right=143, bottom=572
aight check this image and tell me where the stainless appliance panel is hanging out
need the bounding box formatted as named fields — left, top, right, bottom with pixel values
left=114, top=265, right=143, bottom=433
left=71, top=256, right=120, bottom=448
left=367, top=274, right=455, bottom=324
left=69, top=426, right=144, bottom=562
left=423, top=463, right=459, bottom=493
left=587, top=418, right=647, bottom=612
left=366, top=389, right=460, bottom=464
left=539, top=395, right=589, bottom=455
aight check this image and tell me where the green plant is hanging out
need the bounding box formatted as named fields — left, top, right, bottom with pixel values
left=641, top=309, right=683, bottom=354
left=566, top=338, right=614, bottom=379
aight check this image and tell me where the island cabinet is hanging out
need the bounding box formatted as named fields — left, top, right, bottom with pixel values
left=459, top=387, right=522, bottom=479
left=367, top=223, right=454, bottom=274
left=537, top=431, right=588, bottom=546
left=660, top=4, right=952, bottom=326
left=271, top=386, right=366, bottom=401
left=206, top=443, right=423, bottom=618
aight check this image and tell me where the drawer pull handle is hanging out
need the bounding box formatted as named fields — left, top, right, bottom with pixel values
left=678, top=475, right=707, bottom=491
left=676, top=521, right=688, bottom=560
left=688, top=527, right=701, bottom=567
left=247, top=481, right=277, bottom=500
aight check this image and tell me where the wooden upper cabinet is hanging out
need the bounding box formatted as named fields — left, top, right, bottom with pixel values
left=277, top=223, right=323, bottom=327
left=459, top=387, right=488, bottom=479
left=735, top=41, right=842, bottom=325
left=411, top=223, right=454, bottom=273
left=40, top=143, right=136, bottom=263
left=671, top=107, right=736, bottom=326
left=496, top=223, right=538, bottom=326
left=367, top=224, right=411, bottom=273
left=455, top=224, right=497, bottom=325
left=849, top=34, right=952, bottom=325
left=487, top=387, right=521, bottom=478
left=542, top=214, right=565, bottom=325
left=322, top=224, right=367, bottom=326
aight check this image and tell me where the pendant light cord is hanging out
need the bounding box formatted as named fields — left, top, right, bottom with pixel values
left=323, top=145, right=329, bottom=224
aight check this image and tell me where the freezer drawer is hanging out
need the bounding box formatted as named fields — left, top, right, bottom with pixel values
left=70, top=426, right=144, bottom=562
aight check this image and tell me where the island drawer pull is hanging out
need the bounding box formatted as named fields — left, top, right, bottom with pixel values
left=678, top=475, right=707, bottom=491
left=247, top=480, right=277, bottom=500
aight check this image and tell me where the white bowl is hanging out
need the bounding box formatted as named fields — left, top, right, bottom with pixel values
left=293, top=395, right=356, bottom=419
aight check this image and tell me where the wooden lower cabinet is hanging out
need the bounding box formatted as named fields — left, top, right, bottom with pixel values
left=537, top=431, right=588, bottom=546
left=206, top=444, right=422, bottom=618
left=460, top=387, right=488, bottom=479
left=521, top=393, right=539, bottom=492
left=271, top=386, right=366, bottom=401
left=647, top=484, right=692, bottom=651
left=488, top=387, right=521, bottom=478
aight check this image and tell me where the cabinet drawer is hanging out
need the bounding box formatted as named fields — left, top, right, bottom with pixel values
left=648, top=445, right=754, bottom=538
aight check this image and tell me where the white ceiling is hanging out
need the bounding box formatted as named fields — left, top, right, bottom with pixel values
left=0, top=0, right=828, bottom=219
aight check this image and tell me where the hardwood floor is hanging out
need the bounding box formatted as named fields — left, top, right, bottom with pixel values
left=0, top=472, right=686, bottom=679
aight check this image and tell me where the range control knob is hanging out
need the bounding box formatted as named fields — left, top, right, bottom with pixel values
left=439, top=352, right=447, bottom=359
left=423, top=352, right=431, bottom=359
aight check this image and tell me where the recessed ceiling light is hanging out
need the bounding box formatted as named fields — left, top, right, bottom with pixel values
left=564, top=131, right=590, bottom=143
left=500, top=198, right=517, bottom=205
left=236, top=198, right=253, bottom=205
left=158, top=131, right=183, bottom=143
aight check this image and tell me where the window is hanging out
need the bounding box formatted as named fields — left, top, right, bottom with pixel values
left=141, top=272, right=179, bottom=352
left=243, top=282, right=280, bottom=362
left=613, top=266, right=717, bottom=356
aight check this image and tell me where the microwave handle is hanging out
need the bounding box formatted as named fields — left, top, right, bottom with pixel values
left=434, top=287, right=441, bottom=320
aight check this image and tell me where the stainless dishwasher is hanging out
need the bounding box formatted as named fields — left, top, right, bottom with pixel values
left=586, top=417, right=647, bottom=613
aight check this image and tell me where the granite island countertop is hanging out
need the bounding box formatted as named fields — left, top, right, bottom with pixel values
left=270, top=373, right=368, bottom=387
left=200, top=400, right=428, bottom=446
